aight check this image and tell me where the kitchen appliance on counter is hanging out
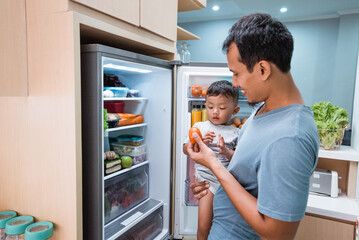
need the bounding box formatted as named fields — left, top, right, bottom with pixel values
left=310, top=168, right=341, bottom=197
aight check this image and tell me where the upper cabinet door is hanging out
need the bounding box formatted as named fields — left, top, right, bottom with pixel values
left=71, top=0, right=140, bottom=26
left=140, top=0, right=178, bottom=41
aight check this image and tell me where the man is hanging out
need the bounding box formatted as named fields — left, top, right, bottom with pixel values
left=187, top=13, right=319, bottom=239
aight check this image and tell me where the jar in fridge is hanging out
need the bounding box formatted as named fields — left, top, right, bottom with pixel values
left=0, top=211, right=17, bottom=240
left=201, top=105, right=208, bottom=122
left=25, top=221, right=53, bottom=240
left=191, top=105, right=202, bottom=127
left=5, top=216, right=34, bottom=240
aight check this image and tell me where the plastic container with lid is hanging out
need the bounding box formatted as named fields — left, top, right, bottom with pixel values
left=103, top=87, right=129, bottom=98
left=104, top=102, right=124, bottom=113
left=25, top=221, right=53, bottom=240
left=111, top=143, right=146, bottom=155
left=0, top=211, right=17, bottom=240
left=5, top=216, right=34, bottom=240
left=127, top=89, right=140, bottom=97
left=115, top=134, right=144, bottom=146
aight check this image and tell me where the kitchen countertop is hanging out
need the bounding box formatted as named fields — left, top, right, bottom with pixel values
left=306, top=193, right=359, bottom=222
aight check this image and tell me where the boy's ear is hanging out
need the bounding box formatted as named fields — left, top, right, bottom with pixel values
left=233, top=106, right=240, bottom=115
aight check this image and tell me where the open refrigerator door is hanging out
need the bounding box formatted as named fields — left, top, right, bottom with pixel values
left=173, top=64, right=252, bottom=239
left=81, top=44, right=172, bottom=240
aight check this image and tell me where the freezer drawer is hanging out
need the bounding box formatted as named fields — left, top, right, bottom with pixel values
left=104, top=164, right=149, bottom=224
left=117, top=206, right=163, bottom=240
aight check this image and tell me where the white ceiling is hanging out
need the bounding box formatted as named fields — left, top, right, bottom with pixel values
left=178, top=0, right=359, bottom=23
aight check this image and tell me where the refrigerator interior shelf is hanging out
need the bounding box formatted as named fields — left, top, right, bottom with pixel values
left=104, top=161, right=149, bottom=180
left=104, top=97, right=148, bottom=102
left=105, top=198, right=163, bottom=240
left=106, top=123, right=147, bottom=133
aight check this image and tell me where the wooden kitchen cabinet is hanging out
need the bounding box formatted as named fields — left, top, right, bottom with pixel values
left=0, top=0, right=28, bottom=96
left=295, top=214, right=356, bottom=240
left=71, top=0, right=140, bottom=26
left=140, top=0, right=177, bottom=41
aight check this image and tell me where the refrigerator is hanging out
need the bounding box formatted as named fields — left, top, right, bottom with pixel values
left=81, top=44, right=252, bottom=240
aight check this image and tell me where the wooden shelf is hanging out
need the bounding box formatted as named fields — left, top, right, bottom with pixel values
left=178, top=0, right=206, bottom=12
left=177, top=26, right=200, bottom=41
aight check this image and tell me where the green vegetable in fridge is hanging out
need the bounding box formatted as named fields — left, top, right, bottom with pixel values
left=310, top=101, right=349, bottom=150
left=104, top=109, right=108, bottom=132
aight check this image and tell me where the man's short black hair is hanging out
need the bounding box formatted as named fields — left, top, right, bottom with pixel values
left=206, top=80, right=239, bottom=105
left=222, top=13, right=294, bottom=73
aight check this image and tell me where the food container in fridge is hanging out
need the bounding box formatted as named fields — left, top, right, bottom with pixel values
left=111, top=143, right=146, bottom=155
left=104, top=165, right=149, bottom=224
left=104, top=102, right=125, bottom=113
left=118, top=206, right=163, bottom=240
left=103, top=87, right=129, bottom=98
left=119, top=152, right=146, bottom=165
left=114, top=134, right=144, bottom=146
left=127, top=89, right=140, bottom=97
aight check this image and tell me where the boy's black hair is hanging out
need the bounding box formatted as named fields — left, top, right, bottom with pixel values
left=206, top=80, right=239, bottom=105
left=222, top=13, right=294, bottom=73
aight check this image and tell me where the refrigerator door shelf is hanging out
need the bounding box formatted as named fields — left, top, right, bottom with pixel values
left=105, top=198, right=164, bottom=240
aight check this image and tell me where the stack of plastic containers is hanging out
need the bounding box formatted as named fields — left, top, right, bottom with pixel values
left=0, top=211, right=53, bottom=240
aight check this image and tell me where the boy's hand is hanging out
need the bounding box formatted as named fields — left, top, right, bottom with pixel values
left=202, top=131, right=216, bottom=145
left=217, top=133, right=233, bottom=160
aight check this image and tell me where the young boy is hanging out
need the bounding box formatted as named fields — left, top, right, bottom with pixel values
left=183, top=80, right=240, bottom=240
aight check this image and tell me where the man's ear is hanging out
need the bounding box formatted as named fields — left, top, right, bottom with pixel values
left=258, top=60, right=271, bottom=80
left=233, top=106, right=240, bottom=115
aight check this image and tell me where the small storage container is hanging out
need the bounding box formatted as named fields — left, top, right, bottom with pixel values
left=104, top=164, right=149, bottom=224
left=103, top=87, right=129, bottom=98
left=104, top=102, right=124, bottom=113
left=127, top=89, right=140, bottom=97
left=118, top=206, right=163, bottom=240
left=25, top=222, right=53, bottom=240
left=119, top=152, right=146, bottom=165
left=0, top=211, right=17, bottom=240
left=111, top=143, right=146, bottom=155
left=114, top=135, right=144, bottom=146
left=5, top=216, right=34, bottom=240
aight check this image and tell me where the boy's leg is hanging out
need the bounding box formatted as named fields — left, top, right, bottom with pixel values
left=197, top=191, right=214, bottom=240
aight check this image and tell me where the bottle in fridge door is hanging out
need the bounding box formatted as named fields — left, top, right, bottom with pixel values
left=81, top=44, right=172, bottom=240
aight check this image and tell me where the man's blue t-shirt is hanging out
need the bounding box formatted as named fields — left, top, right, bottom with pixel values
left=209, top=104, right=319, bottom=239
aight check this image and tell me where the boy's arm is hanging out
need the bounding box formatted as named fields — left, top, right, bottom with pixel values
left=217, top=133, right=235, bottom=160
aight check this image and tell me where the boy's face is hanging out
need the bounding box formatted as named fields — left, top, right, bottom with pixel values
left=205, top=95, right=239, bottom=125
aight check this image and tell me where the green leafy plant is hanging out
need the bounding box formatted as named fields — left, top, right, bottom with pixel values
left=104, top=109, right=108, bottom=132
left=310, top=101, right=349, bottom=150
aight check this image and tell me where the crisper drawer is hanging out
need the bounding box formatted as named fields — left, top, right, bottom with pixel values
left=117, top=206, right=163, bottom=240
left=104, top=164, right=149, bottom=224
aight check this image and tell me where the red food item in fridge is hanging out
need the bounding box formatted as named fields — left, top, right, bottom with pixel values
left=191, top=85, right=202, bottom=97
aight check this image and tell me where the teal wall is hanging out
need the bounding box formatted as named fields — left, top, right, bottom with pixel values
left=179, top=14, right=359, bottom=124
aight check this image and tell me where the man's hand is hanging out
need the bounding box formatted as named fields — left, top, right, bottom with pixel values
left=190, top=177, right=210, bottom=200
left=187, top=132, right=219, bottom=170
